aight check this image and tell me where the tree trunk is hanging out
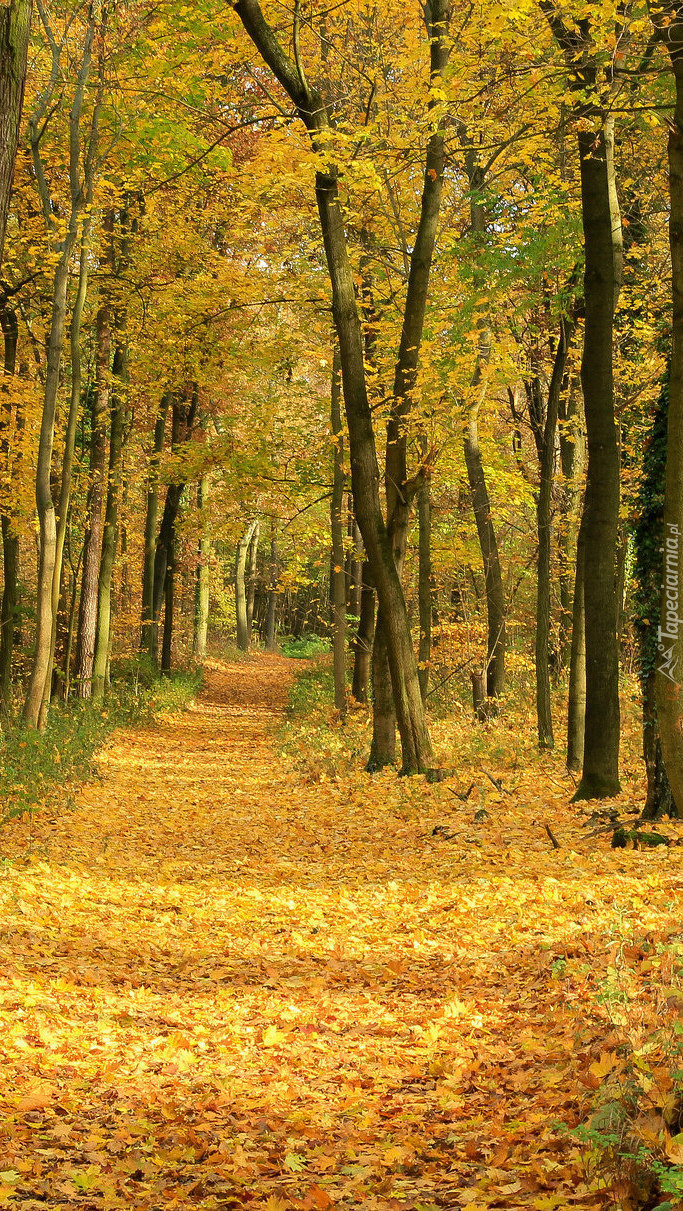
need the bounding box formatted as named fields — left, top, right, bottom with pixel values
left=535, top=317, right=575, bottom=748
left=22, top=11, right=99, bottom=726
left=246, top=521, right=259, bottom=643
left=161, top=532, right=174, bottom=674
left=75, top=301, right=110, bottom=698
left=193, top=474, right=210, bottom=660
left=233, top=0, right=442, bottom=774
left=352, top=561, right=375, bottom=704
left=0, top=303, right=19, bottom=709
left=567, top=527, right=586, bottom=773
left=141, top=393, right=170, bottom=656
left=572, top=117, right=622, bottom=798
left=91, top=341, right=125, bottom=701
left=147, top=390, right=196, bottom=665
left=417, top=474, right=433, bottom=701
left=0, top=0, right=32, bottom=272
left=236, top=520, right=257, bottom=652
left=543, top=4, right=623, bottom=797
left=330, top=347, right=346, bottom=715
left=265, top=521, right=279, bottom=651
left=464, top=410, right=506, bottom=699
left=558, top=377, right=584, bottom=671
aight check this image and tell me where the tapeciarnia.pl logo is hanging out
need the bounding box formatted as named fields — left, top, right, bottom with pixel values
left=658, top=522, right=681, bottom=682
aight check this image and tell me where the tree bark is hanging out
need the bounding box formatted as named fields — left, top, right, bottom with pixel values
left=22, top=9, right=101, bottom=726
left=567, top=527, right=586, bottom=773
left=265, top=521, right=279, bottom=651
left=330, top=347, right=346, bottom=716
left=0, top=302, right=18, bottom=709
left=0, top=0, right=32, bottom=272
left=535, top=317, right=575, bottom=748
left=141, top=393, right=170, bottom=657
left=352, top=560, right=375, bottom=704
left=193, top=474, right=210, bottom=660
left=236, top=520, right=257, bottom=652
left=558, top=377, right=585, bottom=670
left=417, top=474, right=433, bottom=701
left=233, top=0, right=441, bottom=774
left=464, top=408, right=506, bottom=699
left=75, top=300, right=110, bottom=698
left=147, top=390, right=196, bottom=664
left=91, top=340, right=126, bottom=701
left=543, top=3, right=623, bottom=797
left=246, top=521, right=259, bottom=643
left=652, top=16, right=683, bottom=811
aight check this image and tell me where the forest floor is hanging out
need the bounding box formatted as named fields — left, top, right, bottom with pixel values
left=1, top=656, right=683, bottom=1211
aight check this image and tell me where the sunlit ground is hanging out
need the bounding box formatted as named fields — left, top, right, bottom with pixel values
left=0, top=656, right=681, bottom=1210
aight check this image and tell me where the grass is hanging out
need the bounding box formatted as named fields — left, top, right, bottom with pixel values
left=0, top=663, right=202, bottom=829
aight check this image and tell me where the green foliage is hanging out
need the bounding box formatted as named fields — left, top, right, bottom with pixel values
left=280, top=634, right=330, bottom=659
left=0, top=666, right=201, bottom=829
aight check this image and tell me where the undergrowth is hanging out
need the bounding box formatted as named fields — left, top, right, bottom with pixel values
left=0, top=663, right=201, bottom=828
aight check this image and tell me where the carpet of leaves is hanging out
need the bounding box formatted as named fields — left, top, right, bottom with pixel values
left=1, top=655, right=682, bottom=1211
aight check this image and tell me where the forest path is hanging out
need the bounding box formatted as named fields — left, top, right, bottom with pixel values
left=0, top=656, right=680, bottom=1210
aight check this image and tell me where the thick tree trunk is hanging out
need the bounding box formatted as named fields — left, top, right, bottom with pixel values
left=655, top=44, right=683, bottom=811
left=572, top=119, right=622, bottom=798
left=141, top=394, right=170, bottom=657
left=0, top=0, right=32, bottom=272
left=75, top=301, right=110, bottom=698
left=352, top=561, right=375, bottom=704
left=567, top=528, right=586, bottom=773
left=330, top=348, right=346, bottom=715
left=193, top=475, right=210, bottom=660
left=91, top=341, right=125, bottom=701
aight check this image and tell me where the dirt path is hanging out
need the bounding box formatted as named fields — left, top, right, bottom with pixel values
left=0, top=657, right=680, bottom=1210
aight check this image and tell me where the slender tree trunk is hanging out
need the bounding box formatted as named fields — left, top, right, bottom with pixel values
left=464, top=409, right=506, bottom=699
left=147, top=390, right=196, bottom=664
left=236, top=520, right=257, bottom=652
left=75, top=301, right=110, bottom=698
left=91, top=341, right=125, bottom=701
left=45, top=224, right=92, bottom=713
left=535, top=317, right=575, bottom=748
left=0, top=304, right=19, bottom=709
left=161, top=532, right=174, bottom=675
left=193, top=475, right=210, bottom=660
left=23, top=13, right=99, bottom=726
left=265, top=521, right=279, bottom=651
left=352, top=562, right=375, bottom=704
left=0, top=0, right=32, bottom=272
left=567, top=528, right=586, bottom=772
left=330, top=347, right=346, bottom=715
left=141, top=393, right=170, bottom=656
left=246, top=521, right=259, bottom=644
left=417, top=475, right=432, bottom=701
left=234, top=0, right=445, bottom=773
left=558, top=377, right=584, bottom=671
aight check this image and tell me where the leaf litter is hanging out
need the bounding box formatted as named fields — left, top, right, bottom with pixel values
left=1, top=656, right=682, bottom=1210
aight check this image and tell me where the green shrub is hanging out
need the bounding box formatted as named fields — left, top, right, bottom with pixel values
left=280, top=634, right=330, bottom=659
